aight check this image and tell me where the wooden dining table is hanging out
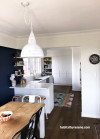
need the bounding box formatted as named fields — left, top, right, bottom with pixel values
left=0, top=101, right=45, bottom=139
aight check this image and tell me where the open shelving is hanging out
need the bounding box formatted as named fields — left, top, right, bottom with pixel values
left=13, top=53, right=24, bottom=85
left=44, top=57, right=52, bottom=75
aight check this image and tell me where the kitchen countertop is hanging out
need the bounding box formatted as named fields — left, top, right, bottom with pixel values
left=37, top=75, right=50, bottom=80
left=10, top=75, right=53, bottom=89
left=10, top=82, right=53, bottom=89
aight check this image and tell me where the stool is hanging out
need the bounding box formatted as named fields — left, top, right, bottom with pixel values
left=36, top=96, right=48, bottom=119
left=12, top=96, right=21, bottom=102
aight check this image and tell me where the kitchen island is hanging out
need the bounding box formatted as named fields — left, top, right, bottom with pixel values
left=10, top=76, right=54, bottom=114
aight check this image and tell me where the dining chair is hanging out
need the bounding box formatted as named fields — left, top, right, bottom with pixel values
left=36, top=96, right=48, bottom=119
left=22, top=95, right=48, bottom=119
left=12, top=107, right=42, bottom=139
left=22, top=95, right=41, bottom=103
left=12, top=95, right=22, bottom=102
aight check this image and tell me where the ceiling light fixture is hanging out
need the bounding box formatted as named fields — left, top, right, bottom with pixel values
left=21, top=1, right=44, bottom=58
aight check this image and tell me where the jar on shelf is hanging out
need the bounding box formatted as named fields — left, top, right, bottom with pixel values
left=14, top=53, right=19, bottom=58
left=18, top=69, right=21, bottom=75
left=15, top=71, right=18, bottom=76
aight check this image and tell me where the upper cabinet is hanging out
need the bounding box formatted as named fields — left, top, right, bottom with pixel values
left=44, top=57, right=52, bottom=75
left=52, top=55, right=72, bottom=85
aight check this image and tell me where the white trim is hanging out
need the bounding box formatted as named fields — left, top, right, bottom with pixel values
left=54, top=83, right=72, bottom=86
left=81, top=113, right=100, bottom=119
left=15, top=29, right=100, bottom=38
left=72, top=88, right=81, bottom=91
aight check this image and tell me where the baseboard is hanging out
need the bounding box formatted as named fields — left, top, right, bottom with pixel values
left=81, top=112, right=100, bottom=119
left=54, top=83, right=72, bottom=86
left=72, top=87, right=81, bottom=91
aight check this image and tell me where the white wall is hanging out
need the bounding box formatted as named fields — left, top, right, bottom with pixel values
left=16, top=37, right=27, bottom=49
left=0, top=32, right=17, bottom=48
left=72, top=47, right=81, bottom=91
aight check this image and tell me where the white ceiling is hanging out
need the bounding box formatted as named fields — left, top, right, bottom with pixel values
left=0, top=0, right=100, bottom=37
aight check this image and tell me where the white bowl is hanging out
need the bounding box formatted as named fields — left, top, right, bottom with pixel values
left=0, top=111, right=13, bottom=122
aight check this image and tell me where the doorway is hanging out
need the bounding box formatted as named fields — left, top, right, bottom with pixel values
left=43, top=46, right=81, bottom=91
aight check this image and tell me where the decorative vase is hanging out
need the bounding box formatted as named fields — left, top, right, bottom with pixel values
left=12, top=80, right=16, bottom=87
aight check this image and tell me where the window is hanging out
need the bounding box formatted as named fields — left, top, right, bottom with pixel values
left=23, top=58, right=41, bottom=77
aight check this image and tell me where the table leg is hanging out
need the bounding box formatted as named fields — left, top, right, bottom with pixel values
left=39, top=107, right=45, bottom=138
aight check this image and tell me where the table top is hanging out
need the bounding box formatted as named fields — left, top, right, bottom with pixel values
left=0, top=101, right=44, bottom=139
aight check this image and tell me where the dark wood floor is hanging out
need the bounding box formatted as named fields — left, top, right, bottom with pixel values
left=39, top=85, right=100, bottom=139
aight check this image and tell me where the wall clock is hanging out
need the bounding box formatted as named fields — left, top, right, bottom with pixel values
left=89, top=54, right=100, bottom=64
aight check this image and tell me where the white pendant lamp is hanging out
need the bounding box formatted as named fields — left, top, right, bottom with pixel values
left=21, top=31, right=44, bottom=58
left=21, top=1, right=44, bottom=58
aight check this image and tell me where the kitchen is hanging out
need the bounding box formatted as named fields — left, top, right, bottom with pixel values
left=0, top=0, right=100, bottom=139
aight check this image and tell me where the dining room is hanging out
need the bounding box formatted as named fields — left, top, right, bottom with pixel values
left=0, top=101, right=45, bottom=139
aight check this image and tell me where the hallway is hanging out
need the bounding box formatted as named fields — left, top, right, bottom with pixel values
left=42, top=85, right=100, bottom=139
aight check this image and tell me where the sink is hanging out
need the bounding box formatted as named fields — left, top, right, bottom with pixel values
left=34, top=79, right=42, bottom=81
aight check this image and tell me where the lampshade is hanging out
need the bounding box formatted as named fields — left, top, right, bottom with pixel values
left=21, top=31, right=44, bottom=58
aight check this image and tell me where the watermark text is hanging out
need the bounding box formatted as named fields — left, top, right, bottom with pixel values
left=60, top=126, right=90, bottom=129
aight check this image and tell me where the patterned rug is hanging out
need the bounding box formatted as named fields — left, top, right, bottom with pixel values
left=54, top=93, right=74, bottom=107
left=94, top=123, right=100, bottom=139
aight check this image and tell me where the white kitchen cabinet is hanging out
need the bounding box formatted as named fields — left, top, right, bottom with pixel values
left=13, top=83, right=54, bottom=114
left=52, top=55, right=72, bottom=85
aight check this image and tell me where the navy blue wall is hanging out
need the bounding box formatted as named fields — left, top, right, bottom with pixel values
left=0, top=46, right=21, bottom=106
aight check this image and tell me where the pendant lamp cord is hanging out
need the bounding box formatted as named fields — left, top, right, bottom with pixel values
left=24, top=6, right=30, bottom=26
left=30, top=15, right=33, bottom=32
left=21, top=1, right=33, bottom=32
left=24, top=9, right=33, bottom=32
